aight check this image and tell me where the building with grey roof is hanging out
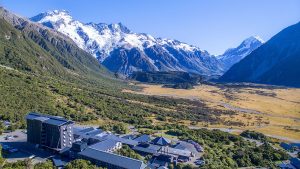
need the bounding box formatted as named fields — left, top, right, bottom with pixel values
left=159, top=146, right=193, bottom=158
left=26, top=112, right=74, bottom=151
left=173, top=141, right=199, bottom=154
left=89, top=139, right=122, bottom=153
left=71, top=141, right=88, bottom=152
left=73, top=127, right=104, bottom=141
left=134, top=134, right=151, bottom=143
left=78, top=148, right=146, bottom=169
left=290, top=158, right=300, bottom=169
left=133, top=143, right=161, bottom=155
left=91, top=134, right=139, bottom=147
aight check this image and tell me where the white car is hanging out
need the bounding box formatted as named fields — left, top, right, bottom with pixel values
left=29, top=155, right=36, bottom=159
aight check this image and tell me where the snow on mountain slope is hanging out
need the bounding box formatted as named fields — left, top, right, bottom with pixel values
left=31, top=10, right=224, bottom=76
left=218, top=36, right=264, bottom=71
left=30, top=10, right=264, bottom=76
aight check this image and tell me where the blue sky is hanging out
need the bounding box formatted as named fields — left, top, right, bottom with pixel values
left=1, top=0, right=300, bottom=55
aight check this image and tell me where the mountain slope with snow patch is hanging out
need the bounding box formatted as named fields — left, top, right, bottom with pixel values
left=218, top=36, right=264, bottom=71
left=31, top=10, right=224, bottom=76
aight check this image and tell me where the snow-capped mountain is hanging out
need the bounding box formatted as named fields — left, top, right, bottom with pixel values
left=220, top=22, right=300, bottom=87
left=218, top=36, right=264, bottom=71
left=31, top=10, right=223, bottom=76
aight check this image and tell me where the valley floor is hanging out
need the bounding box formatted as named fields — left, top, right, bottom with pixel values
left=124, top=83, right=300, bottom=142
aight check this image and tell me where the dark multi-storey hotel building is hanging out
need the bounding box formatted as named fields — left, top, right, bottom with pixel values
left=26, top=112, right=74, bottom=151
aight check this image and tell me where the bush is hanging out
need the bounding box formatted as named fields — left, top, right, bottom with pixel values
left=116, top=145, right=143, bottom=161
left=156, top=115, right=167, bottom=121
left=65, top=159, right=101, bottom=169
left=34, top=160, right=54, bottom=169
left=99, top=123, right=128, bottom=134
left=240, top=130, right=268, bottom=142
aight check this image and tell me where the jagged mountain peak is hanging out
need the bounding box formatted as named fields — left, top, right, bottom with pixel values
left=39, top=9, right=70, bottom=17
left=222, top=36, right=264, bottom=55
left=218, top=36, right=264, bottom=71
left=30, top=10, right=224, bottom=76
left=238, top=35, right=263, bottom=51
left=243, top=35, right=264, bottom=44
left=87, top=22, right=132, bottom=34
left=31, top=9, right=72, bottom=22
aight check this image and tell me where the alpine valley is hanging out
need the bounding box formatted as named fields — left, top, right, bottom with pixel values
left=0, top=6, right=300, bottom=169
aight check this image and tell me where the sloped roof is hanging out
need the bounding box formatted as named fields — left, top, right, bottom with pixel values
left=74, top=127, right=104, bottom=139
left=174, top=143, right=187, bottom=150
left=52, top=158, right=67, bottom=167
left=133, top=143, right=161, bottom=154
left=78, top=148, right=146, bottom=169
left=160, top=146, right=192, bottom=157
left=89, top=139, right=120, bottom=151
left=152, top=137, right=171, bottom=146
left=291, top=158, right=300, bottom=169
left=26, top=112, right=73, bottom=126
left=94, top=134, right=139, bottom=146
left=134, top=134, right=151, bottom=143
left=44, top=118, right=68, bottom=126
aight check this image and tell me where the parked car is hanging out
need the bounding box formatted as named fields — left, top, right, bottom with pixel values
left=5, top=135, right=13, bottom=140
left=29, top=155, right=36, bottom=159
left=195, top=160, right=205, bottom=166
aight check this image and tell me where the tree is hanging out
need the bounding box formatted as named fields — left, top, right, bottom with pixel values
left=117, top=145, right=143, bottom=161
left=3, top=160, right=27, bottom=169
left=0, top=145, right=5, bottom=167
left=65, top=159, right=100, bottom=169
left=24, top=158, right=33, bottom=169
left=100, top=123, right=128, bottom=134
left=182, top=164, right=194, bottom=169
left=168, top=163, right=175, bottom=169
left=0, top=123, right=5, bottom=135
left=7, top=124, right=16, bottom=132
left=34, top=160, right=54, bottom=169
left=156, top=115, right=166, bottom=121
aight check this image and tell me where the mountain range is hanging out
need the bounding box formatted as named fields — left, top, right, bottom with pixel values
left=219, top=22, right=300, bottom=87
left=2, top=8, right=298, bottom=87
left=30, top=10, right=263, bottom=76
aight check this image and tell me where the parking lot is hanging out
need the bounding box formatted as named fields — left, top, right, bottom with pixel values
left=0, top=130, right=53, bottom=164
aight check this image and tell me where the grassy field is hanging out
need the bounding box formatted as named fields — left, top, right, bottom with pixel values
left=124, top=83, right=300, bottom=142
